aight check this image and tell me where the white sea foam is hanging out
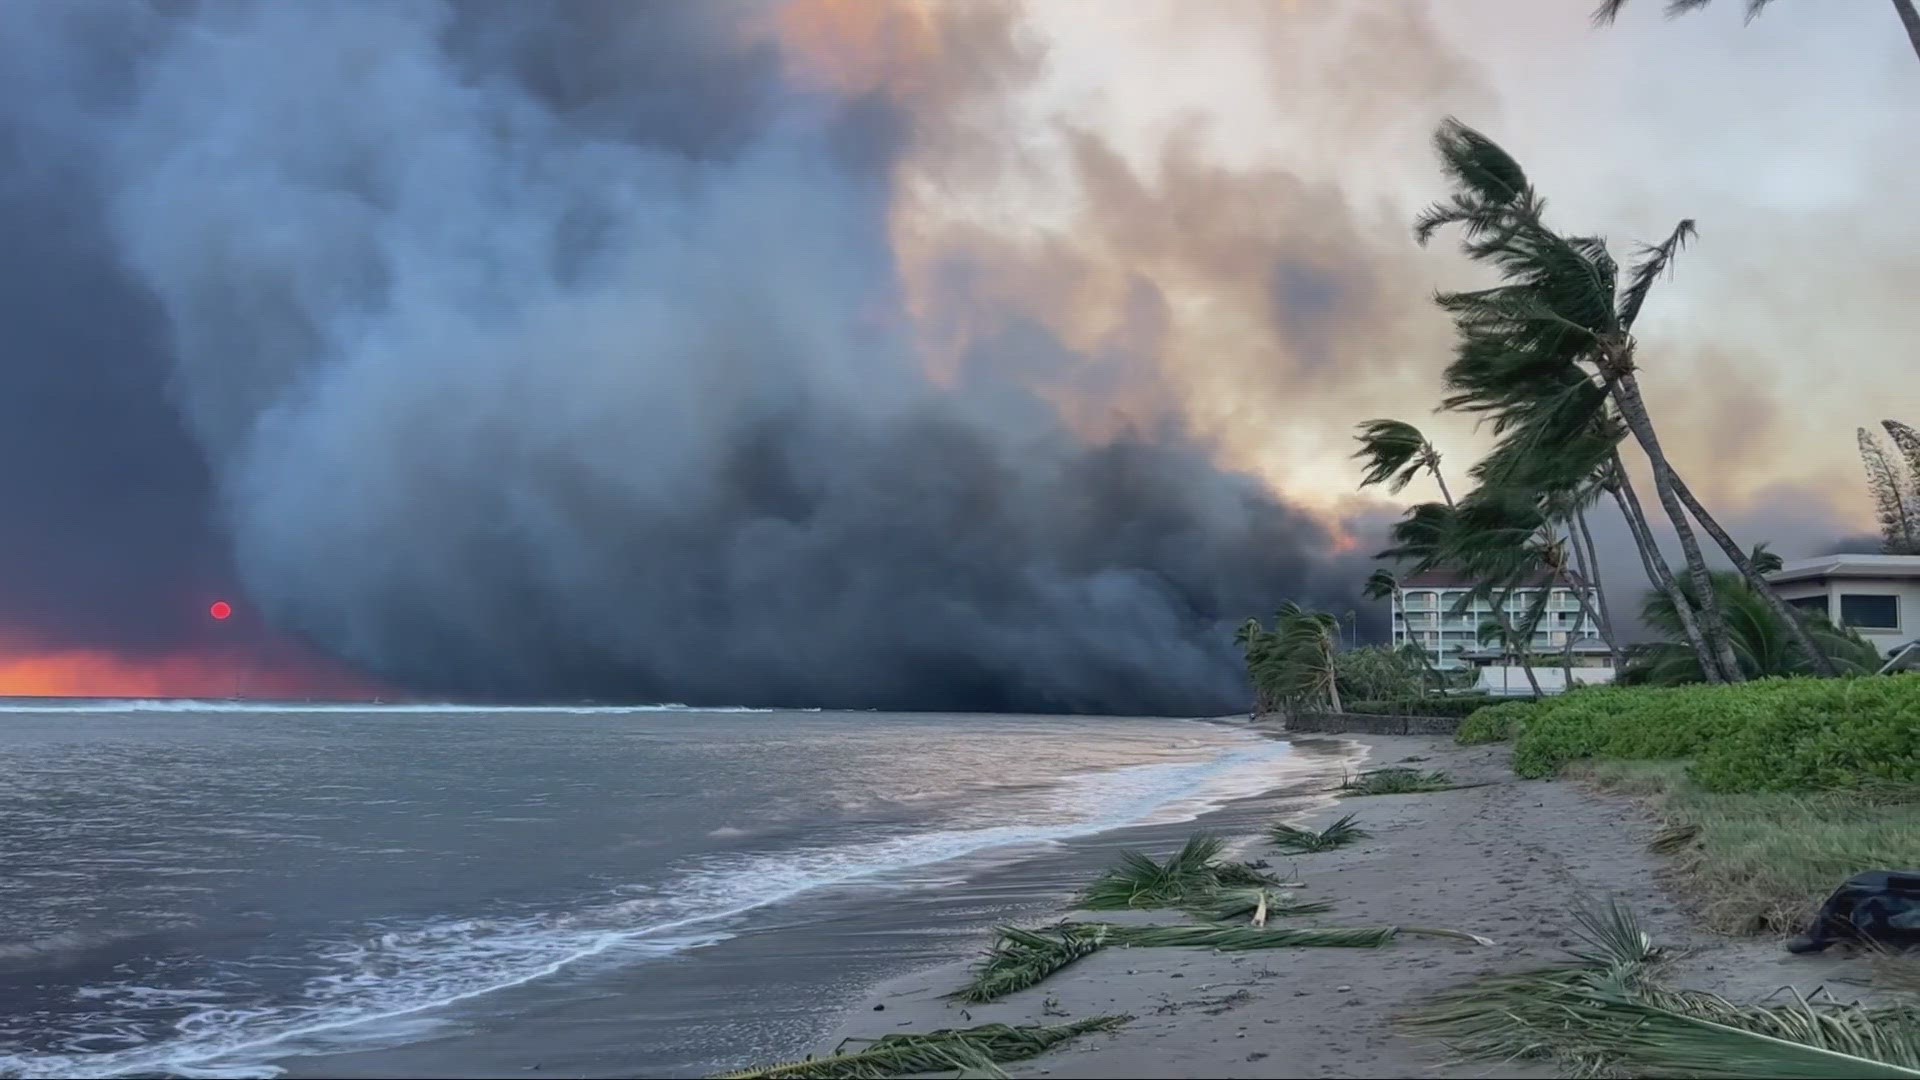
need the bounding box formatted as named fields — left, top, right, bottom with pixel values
left=1, top=725, right=1295, bottom=1080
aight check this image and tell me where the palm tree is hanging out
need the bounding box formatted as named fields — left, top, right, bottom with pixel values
left=1354, top=419, right=1455, bottom=505
left=1475, top=609, right=1545, bottom=700
left=1593, top=0, right=1920, bottom=66
left=1415, top=120, right=1837, bottom=679
left=1747, top=541, right=1784, bottom=575
left=1625, top=571, right=1886, bottom=684
left=1362, top=568, right=1399, bottom=602
left=1379, top=496, right=1550, bottom=698
left=1275, top=602, right=1344, bottom=713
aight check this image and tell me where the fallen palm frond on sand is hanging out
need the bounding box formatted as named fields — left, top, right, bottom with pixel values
left=1338, top=767, right=1467, bottom=797
left=1269, top=812, right=1369, bottom=853
left=1079, top=834, right=1279, bottom=910
left=1186, top=886, right=1333, bottom=924
left=956, top=924, right=1112, bottom=1004
left=714, top=1017, right=1128, bottom=1079
left=1414, top=900, right=1920, bottom=1078
left=957, top=920, right=1491, bottom=1003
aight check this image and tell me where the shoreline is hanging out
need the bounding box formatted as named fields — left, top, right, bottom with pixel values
left=817, top=732, right=1865, bottom=1079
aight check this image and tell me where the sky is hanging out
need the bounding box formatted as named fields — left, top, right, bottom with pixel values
left=883, top=0, right=1919, bottom=517
left=0, top=0, right=1910, bottom=705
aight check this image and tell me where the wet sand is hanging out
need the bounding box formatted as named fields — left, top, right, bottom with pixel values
left=272, top=732, right=1353, bottom=1078
left=824, top=733, right=1861, bottom=1079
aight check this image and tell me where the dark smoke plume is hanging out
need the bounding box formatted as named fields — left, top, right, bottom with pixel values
left=0, top=1, right=1371, bottom=713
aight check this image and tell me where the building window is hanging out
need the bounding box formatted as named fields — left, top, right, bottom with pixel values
left=1839, top=594, right=1900, bottom=630
left=1786, top=595, right=1829, bottom=619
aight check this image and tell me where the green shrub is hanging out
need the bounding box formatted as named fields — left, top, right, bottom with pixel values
left=1455, top=700, right=1536, bottom=744
left=1344, top=695, right=1496, bottom=719
left=1505, top=676, right=1920, bottom=792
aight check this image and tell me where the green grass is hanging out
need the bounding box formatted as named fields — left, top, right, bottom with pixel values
left=1338, top=767, right=1459, bottom=797
left=1079, top=834, right=1276, bottom=910
left=1268, top=812, right=1369, bottom=853
left=716, top=1017, right=1128, bottom=1079
left=1470, top=677, right=1920, bottom=791
left=1577, top=760, right=1920, bottom=935
left=1455, top=700, right=1536, bottom=744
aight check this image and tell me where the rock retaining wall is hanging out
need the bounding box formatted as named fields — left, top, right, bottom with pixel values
left=1279, top=711, right=1462, bottom=737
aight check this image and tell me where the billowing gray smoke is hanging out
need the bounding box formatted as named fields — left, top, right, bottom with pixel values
left=0, top=2, right=1371, bottom=713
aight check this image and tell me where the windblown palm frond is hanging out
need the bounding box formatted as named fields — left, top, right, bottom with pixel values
left=959, top=918, right=1493, bottom=1003
left=1269, top=812, right=1369, bottom=854
left=1079, top=834, right=1275, bottom=910
left=1617, top=220, right=1697, bottom=331
left=717, top=1018, right=1129, bottom=1079
left=1353, top=419, right=1436, bottom=494
left=1362, top=568, right=1398, bottom=602
left=1593, top=0, right=1778, bottom=26
left=1338, top=767, right=1461, bottom=797
left=1417, top=900, right=1920, bottom=1079
left=956, top=924, right=1110, bottom=1004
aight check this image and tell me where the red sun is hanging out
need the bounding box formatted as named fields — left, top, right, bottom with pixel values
left=209, top=601, right=233, bottom=621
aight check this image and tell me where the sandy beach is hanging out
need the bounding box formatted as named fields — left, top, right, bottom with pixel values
left=821, top=731, right=1865, bottom=1079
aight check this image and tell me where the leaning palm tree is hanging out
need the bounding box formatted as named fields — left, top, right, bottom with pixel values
left=1416, top=119, right=1836, bottom=679
left=1354, top=419, right=1455, bottom=505
left=1627, top=573, right=1887, bottom=684
left=1379, top=496, right=1551, bottom=697
left=1476, top=612, right=1545, bottom=700
left=1275, top=602, right=1344, bottom=713
left=1593, top=0, right=1920, bottom=65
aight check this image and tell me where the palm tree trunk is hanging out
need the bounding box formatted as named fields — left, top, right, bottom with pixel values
left=1430, top=464, right=1455, bottom=508
left=1609, top=463, right=1722, bottom=682
left=1520, top=641, right=1543, bottom=699
left=1571, top=508, right=1624, bottom=667
left=1662, top=470, right=1843, bottom=678
left=1609, top=373, right=1746, bottom=682
left=1895, top=0, right=1920, bottom=62
left=1502, top=595, right=1546, bottom=700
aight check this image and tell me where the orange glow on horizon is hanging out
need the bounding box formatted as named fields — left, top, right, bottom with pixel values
left=0, top=648, right=380, bottom=700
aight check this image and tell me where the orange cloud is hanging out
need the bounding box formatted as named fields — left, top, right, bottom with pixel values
left=0, top=647, right=379, bottom=699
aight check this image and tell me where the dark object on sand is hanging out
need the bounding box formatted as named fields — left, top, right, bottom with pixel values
left=1786, top=870, right=1920, bottom=954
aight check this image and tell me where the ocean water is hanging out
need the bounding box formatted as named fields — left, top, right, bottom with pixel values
left=0, top=705, right=1316, bottom=1079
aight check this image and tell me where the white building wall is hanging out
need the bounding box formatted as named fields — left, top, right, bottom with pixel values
left=1772, top=577, right=1920, bottom=657
left=1392, top=583, right=1596, bottom=670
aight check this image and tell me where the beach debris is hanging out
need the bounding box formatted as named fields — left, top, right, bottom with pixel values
left=1080, top=834, right=1280, bottom=911
left=1787, top=870, right=1920, bottom=955
left=712, top=1017, right=1128, bottom=1079
left=1337, top=768, right=1471, bottom=797
left=1185, top=887, right=1332, bottom=924
left=957, top=921, right=1486, bottom=1003
left=956, top=924, right=1112, bottom=1004
left=1268, top=812, right=1370, bottom=853
left=1647, top=822, right=1701, bottom=855
left=1252, top=890, right=1268, bottom=928
left=1415, top=901, right=1920, bottom=1079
